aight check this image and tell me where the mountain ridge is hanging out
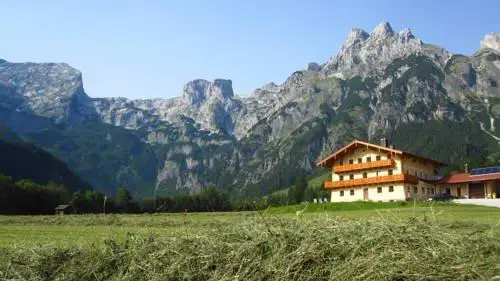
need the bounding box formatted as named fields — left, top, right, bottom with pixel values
left=1, top=22, right=499, bottom=196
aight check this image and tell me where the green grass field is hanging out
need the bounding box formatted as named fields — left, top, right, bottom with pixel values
left=1, top=202, right=500, bottom=280
left=1, top=201, right=499, bottom=247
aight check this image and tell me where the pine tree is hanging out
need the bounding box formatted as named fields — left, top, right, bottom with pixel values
left=116, top=186, right=133, bottom=212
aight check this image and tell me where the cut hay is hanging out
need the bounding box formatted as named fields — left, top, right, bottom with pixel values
left=1, top=215, right=499, bottom=280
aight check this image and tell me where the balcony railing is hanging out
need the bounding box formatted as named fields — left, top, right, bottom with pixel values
left=333, top=159, right=395, bottom=173
left=324, top=173, right=419, bottom=189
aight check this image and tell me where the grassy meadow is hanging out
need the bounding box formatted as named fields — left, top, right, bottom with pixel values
left=1, top=201, right=500, bottom=280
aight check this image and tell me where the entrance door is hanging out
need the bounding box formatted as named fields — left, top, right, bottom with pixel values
left=469, top=183, right=485, bottom=198
left=363, top=188, right=369, bottom=201
left=457, top=187, right=461, bottom=198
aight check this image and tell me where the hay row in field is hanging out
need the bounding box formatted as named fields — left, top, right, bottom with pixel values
left=1, top=215, right=499, bottom=281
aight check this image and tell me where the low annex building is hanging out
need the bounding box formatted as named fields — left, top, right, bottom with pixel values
left=437, top=167, right=500, bottom=199
left=316, top=139, right=445, bottom=202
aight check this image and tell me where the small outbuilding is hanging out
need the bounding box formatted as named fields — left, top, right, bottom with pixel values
left=54, top=204, right=71, bottom=215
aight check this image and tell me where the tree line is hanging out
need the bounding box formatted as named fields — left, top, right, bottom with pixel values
left=1, top=173, right=326, bottom=215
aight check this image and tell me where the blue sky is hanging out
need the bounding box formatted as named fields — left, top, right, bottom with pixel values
left=0, top=0, right=498, bottom=99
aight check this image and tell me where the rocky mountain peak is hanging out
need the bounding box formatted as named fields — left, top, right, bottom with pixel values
left=371, top=21, right=394, bottom=37
left=261, top=82, right=280, bottom=91
left=182, top=79, right=233, bottom=107
left=398, top=28, right=415, bottom=42
left=320, top=21, right=444, bottom=78
left=345, top=28, right=370, bottom=46
left=0, top=60, right=96, bottom=124
left=481, top=32, right=500, bottom=52
left=212, top=79, right=234, bottom=99
left=307, top=62, right=322, bottom=72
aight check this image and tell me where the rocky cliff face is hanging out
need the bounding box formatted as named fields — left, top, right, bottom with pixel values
left=1, top=22, right=499, bottom=196
left=0, top=61, right=97, bottom=125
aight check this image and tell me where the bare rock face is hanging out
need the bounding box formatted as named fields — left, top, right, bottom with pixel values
left=345, top=28, right=370, bottom=46
left=0, top=60, right=97, bottom=124
left=481, top=32, right=500, bottom=52
left=182, top=79, right=234, bottom=106
left=93, top=78, right=242, bottom=135
left=321, top=21, right=449, bottom=79
left=371, top=21, right=394, bottom=37
left=307, top=62, right=322, bottom=72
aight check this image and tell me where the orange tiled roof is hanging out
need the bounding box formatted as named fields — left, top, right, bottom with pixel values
left=438, top=172, right=500, bottom=184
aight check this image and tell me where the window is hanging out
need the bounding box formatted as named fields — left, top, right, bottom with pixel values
left=377, top=187, right=382, bottom=193
left=349, top=174, right=354, bottom=180
left=363, top=173, right=367, bottom=178
left=421, top=187, right=425, bottom=194
left=340, top=190, right=344, bottom=197
left=376, top=155, right=381, bottom=161
left=431, top=188, right=435, bottom=195
left=350, top=189, right=355, bottom=196
left=389, top=186, right=394, bottom=192
left=413, top=186, right=418, bottom=193
left=366, top=157, right=371, bottom=162
left=339, top=175, right=344, bottom=181
left=388, top=170, right=393, bottom=176
left=419, top=172, right=422, bottom=178
left=349, top=159, right=354, bottom=164
left=357, top=158, right=362, bottom=164
left=426, top=188, right=430, bottom=194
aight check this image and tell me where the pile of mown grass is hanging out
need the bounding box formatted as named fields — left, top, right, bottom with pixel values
left=1, top=215, right=499, bottom=281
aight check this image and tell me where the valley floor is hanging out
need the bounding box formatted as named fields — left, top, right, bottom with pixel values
left=1, top=202, right=499, bottom=280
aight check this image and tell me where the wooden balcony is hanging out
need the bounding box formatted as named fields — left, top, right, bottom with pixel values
left=324, top=174, right=419, bottom=189
left=333, top=159, right=395, bottom=173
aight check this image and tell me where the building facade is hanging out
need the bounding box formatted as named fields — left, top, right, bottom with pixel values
left=316, top=139, right=444, bottom=202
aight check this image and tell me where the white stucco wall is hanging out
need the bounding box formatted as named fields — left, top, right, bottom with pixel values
left=330, top=184, right=406, bottom=202
left=401, top=159, right=437, bottom=181
left=405, top=181, right=437, bottom=200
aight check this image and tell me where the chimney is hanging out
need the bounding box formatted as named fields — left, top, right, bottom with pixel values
left=465, top=163, right=469, bottom=174
left=380, top=138, right=389, bottom=147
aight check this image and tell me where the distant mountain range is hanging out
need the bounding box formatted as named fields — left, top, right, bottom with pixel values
left=0, top=22, right=499, bottom=196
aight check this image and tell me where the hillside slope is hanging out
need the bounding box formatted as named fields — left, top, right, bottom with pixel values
left=0, top=129, right=91, bottom=192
